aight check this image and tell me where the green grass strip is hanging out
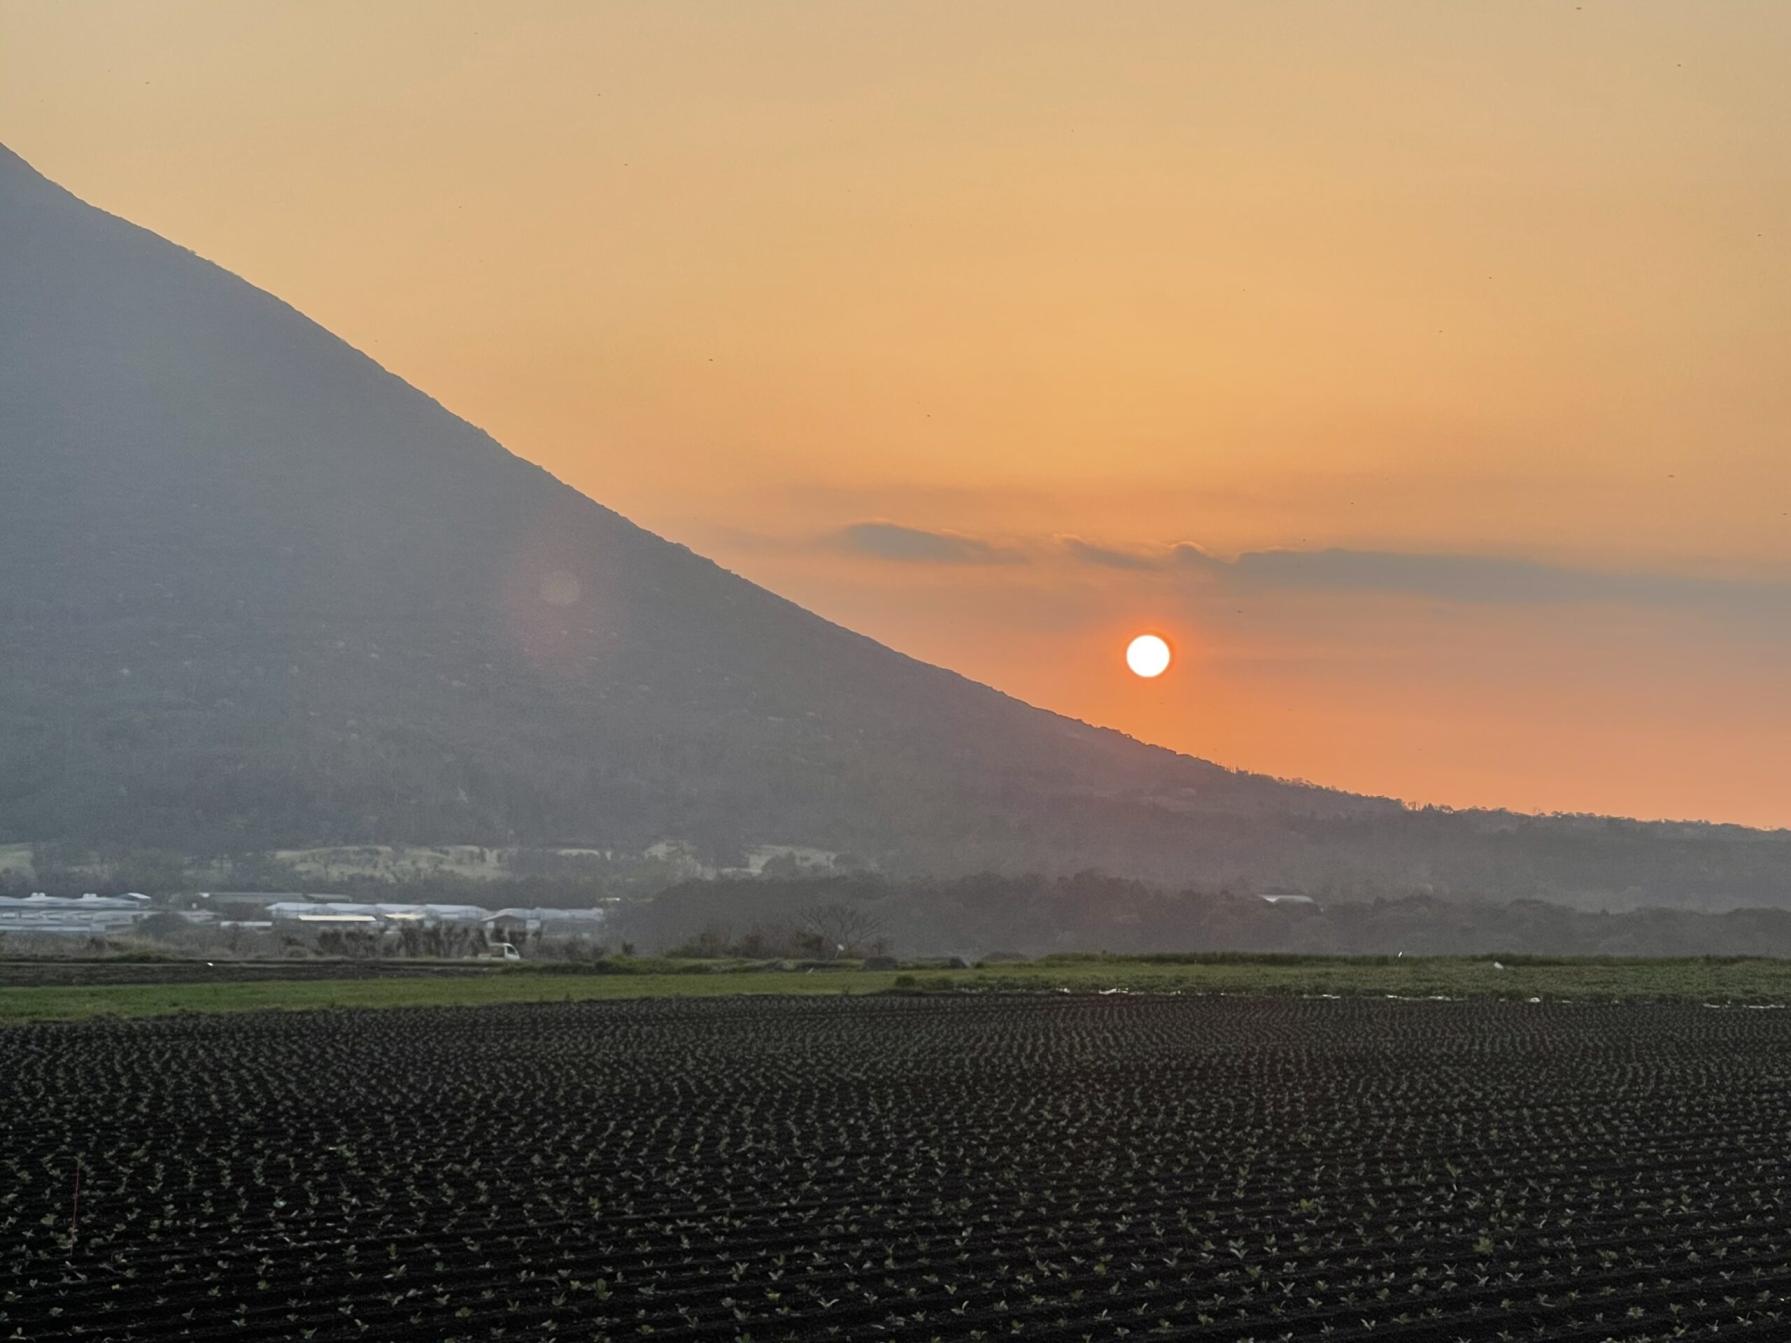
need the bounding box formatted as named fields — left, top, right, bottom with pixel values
left=9, top=955, right=1791, bottom=1022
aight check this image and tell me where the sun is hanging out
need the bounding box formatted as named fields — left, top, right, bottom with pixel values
left=1125, top=633, right=1172, bottom=678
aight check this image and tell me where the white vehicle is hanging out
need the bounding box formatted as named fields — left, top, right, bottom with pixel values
left=481, top=942, right=523, bottom=962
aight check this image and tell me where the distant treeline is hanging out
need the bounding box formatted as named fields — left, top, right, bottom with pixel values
left=14, top=847, right=1791, bottom=960
left=608, top=872, right=1791, bottom=961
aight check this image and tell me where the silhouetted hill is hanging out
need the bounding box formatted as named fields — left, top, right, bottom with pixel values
left=3, top=143, right=1788, bottom=910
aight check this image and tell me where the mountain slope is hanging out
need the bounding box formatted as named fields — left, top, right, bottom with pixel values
left=0, top=144, right=1371, bottom=859
left=3, top=143, right=1788, bottom=907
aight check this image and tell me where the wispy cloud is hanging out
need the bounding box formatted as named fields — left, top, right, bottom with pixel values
left=1167, top=545, right=1791, bottom=612
left=835, top=521, right=1026, bottom=565
left=822, top=520, right=1791, bottom=616
left=1055, top=536, right=1163, bottom=571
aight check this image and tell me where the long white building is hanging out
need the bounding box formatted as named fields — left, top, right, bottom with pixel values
left=265, top=901, right=492, bottom=931
left=0, top=893, right=152, bottom=935
left=264, top=901, right=607, bottom=936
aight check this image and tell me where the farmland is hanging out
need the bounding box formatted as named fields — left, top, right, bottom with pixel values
left=10, top=953, right=1791, bottom=1023
left=9, top=995, right=1791, bottom=1341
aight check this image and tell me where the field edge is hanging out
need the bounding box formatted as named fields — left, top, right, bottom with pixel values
left=10, top=954, right=1791, bottom=1022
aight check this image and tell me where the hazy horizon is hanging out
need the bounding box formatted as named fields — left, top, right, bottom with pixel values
left=7, top=1, right=1789, bottom=827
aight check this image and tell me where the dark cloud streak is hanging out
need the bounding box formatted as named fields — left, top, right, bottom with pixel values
left=832, top=521, right=1791, bottom=617
left=1056, top=536, right=1162, bottom=571
left=836, top=521, right=1025, bottom=565
left=1172, top=545, right=1791, bottom=612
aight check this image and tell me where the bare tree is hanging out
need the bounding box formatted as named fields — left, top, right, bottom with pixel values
left=797, top=903, right=887, bottom=960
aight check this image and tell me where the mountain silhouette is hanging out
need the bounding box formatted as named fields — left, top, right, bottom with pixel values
left=3, top=143, right=1787, bottom=906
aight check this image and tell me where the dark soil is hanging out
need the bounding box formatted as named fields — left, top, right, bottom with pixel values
left=5, top=994, right=1791, bottom=1341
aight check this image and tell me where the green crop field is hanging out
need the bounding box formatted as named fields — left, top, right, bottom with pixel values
left=6, top=953, right=1791, bottom=1023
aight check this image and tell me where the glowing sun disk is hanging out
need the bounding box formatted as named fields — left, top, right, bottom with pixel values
left=1126, top=633, right=1172, bottom=678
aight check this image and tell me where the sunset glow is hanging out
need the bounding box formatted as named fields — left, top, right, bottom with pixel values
left=8, top=2, right=1788, bottom=824
left=11, top=11, right=1791, bottom=1337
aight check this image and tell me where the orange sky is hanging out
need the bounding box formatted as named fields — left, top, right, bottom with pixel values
left=4, top=1, right=1789, bottom=825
